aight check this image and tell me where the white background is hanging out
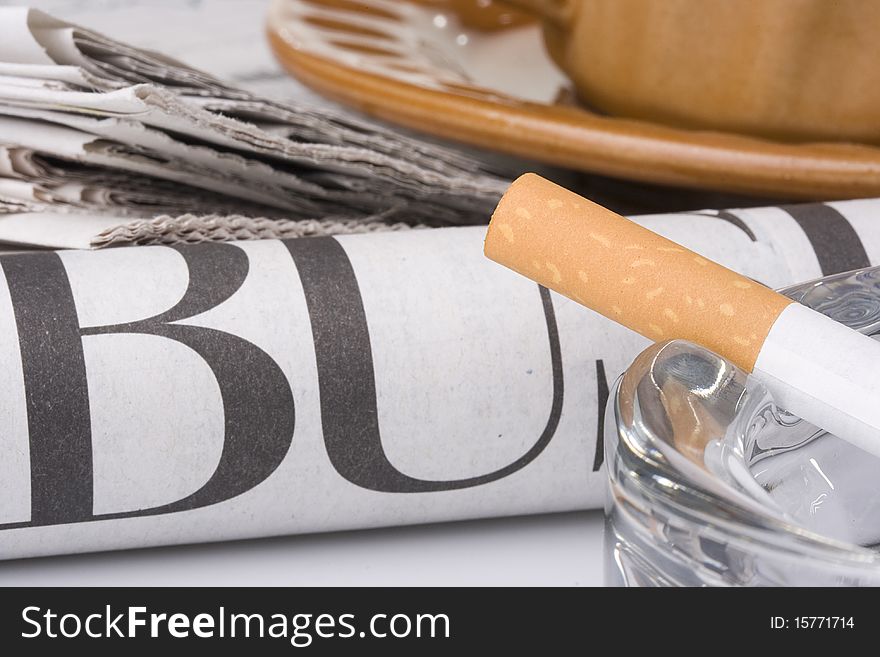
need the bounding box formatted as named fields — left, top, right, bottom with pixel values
left=0, top=511, right=605, bottom=586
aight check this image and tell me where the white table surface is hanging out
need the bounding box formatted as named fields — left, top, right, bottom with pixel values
left=0, top=511, right=605, bottom=586
left=0, top=0, right=605, bottom=587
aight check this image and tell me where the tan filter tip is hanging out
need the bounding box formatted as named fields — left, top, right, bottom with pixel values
left=484, top=173, right=793, bottom=372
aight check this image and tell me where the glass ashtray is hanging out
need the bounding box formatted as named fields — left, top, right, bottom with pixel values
left=605, top=266, right=880, bottom=586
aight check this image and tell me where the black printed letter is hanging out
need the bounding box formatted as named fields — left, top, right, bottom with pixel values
left=0, top=244, right=294, bottom=528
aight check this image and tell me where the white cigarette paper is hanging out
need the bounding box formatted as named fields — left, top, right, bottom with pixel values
left=754, top=304, right=880, bottom=457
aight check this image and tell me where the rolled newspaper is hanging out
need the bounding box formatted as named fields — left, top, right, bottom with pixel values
left=1, top=195, right=879, bottom=559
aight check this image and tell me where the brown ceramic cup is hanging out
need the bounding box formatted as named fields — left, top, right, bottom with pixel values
left=509, top=0, right=880, bottom=143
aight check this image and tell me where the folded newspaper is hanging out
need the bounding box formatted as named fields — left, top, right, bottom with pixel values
left=0, top=6, right=510, bottom=248
left=1, top=196, right=878, bottom=559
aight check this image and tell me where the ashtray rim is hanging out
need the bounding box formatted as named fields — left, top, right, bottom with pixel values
left=606, top=265, right=880, bottom=583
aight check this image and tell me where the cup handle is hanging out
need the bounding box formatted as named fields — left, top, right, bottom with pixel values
left=511, top=0, right=576, bottom=27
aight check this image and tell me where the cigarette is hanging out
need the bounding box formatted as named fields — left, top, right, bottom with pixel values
left=485, top=173, right=880, bottom=457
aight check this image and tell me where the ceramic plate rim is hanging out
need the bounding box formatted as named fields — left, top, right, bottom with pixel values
left=267, top=0, right=880, bottom=200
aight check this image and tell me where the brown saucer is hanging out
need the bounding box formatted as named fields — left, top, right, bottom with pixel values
left=268, top=0, right=880, bottom=200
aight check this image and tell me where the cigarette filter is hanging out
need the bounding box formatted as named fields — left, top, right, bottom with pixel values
left=485, top=174, right=880, bottom=457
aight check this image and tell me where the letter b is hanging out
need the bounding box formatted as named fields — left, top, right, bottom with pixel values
left=0, top=244, right=294, bottom=528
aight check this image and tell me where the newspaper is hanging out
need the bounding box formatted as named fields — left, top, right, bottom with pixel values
left=0, top=5, right=511, bottom=248
left=1, top=197, right=878, bottom=559
left=0, top=0, right=356, bottom=103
